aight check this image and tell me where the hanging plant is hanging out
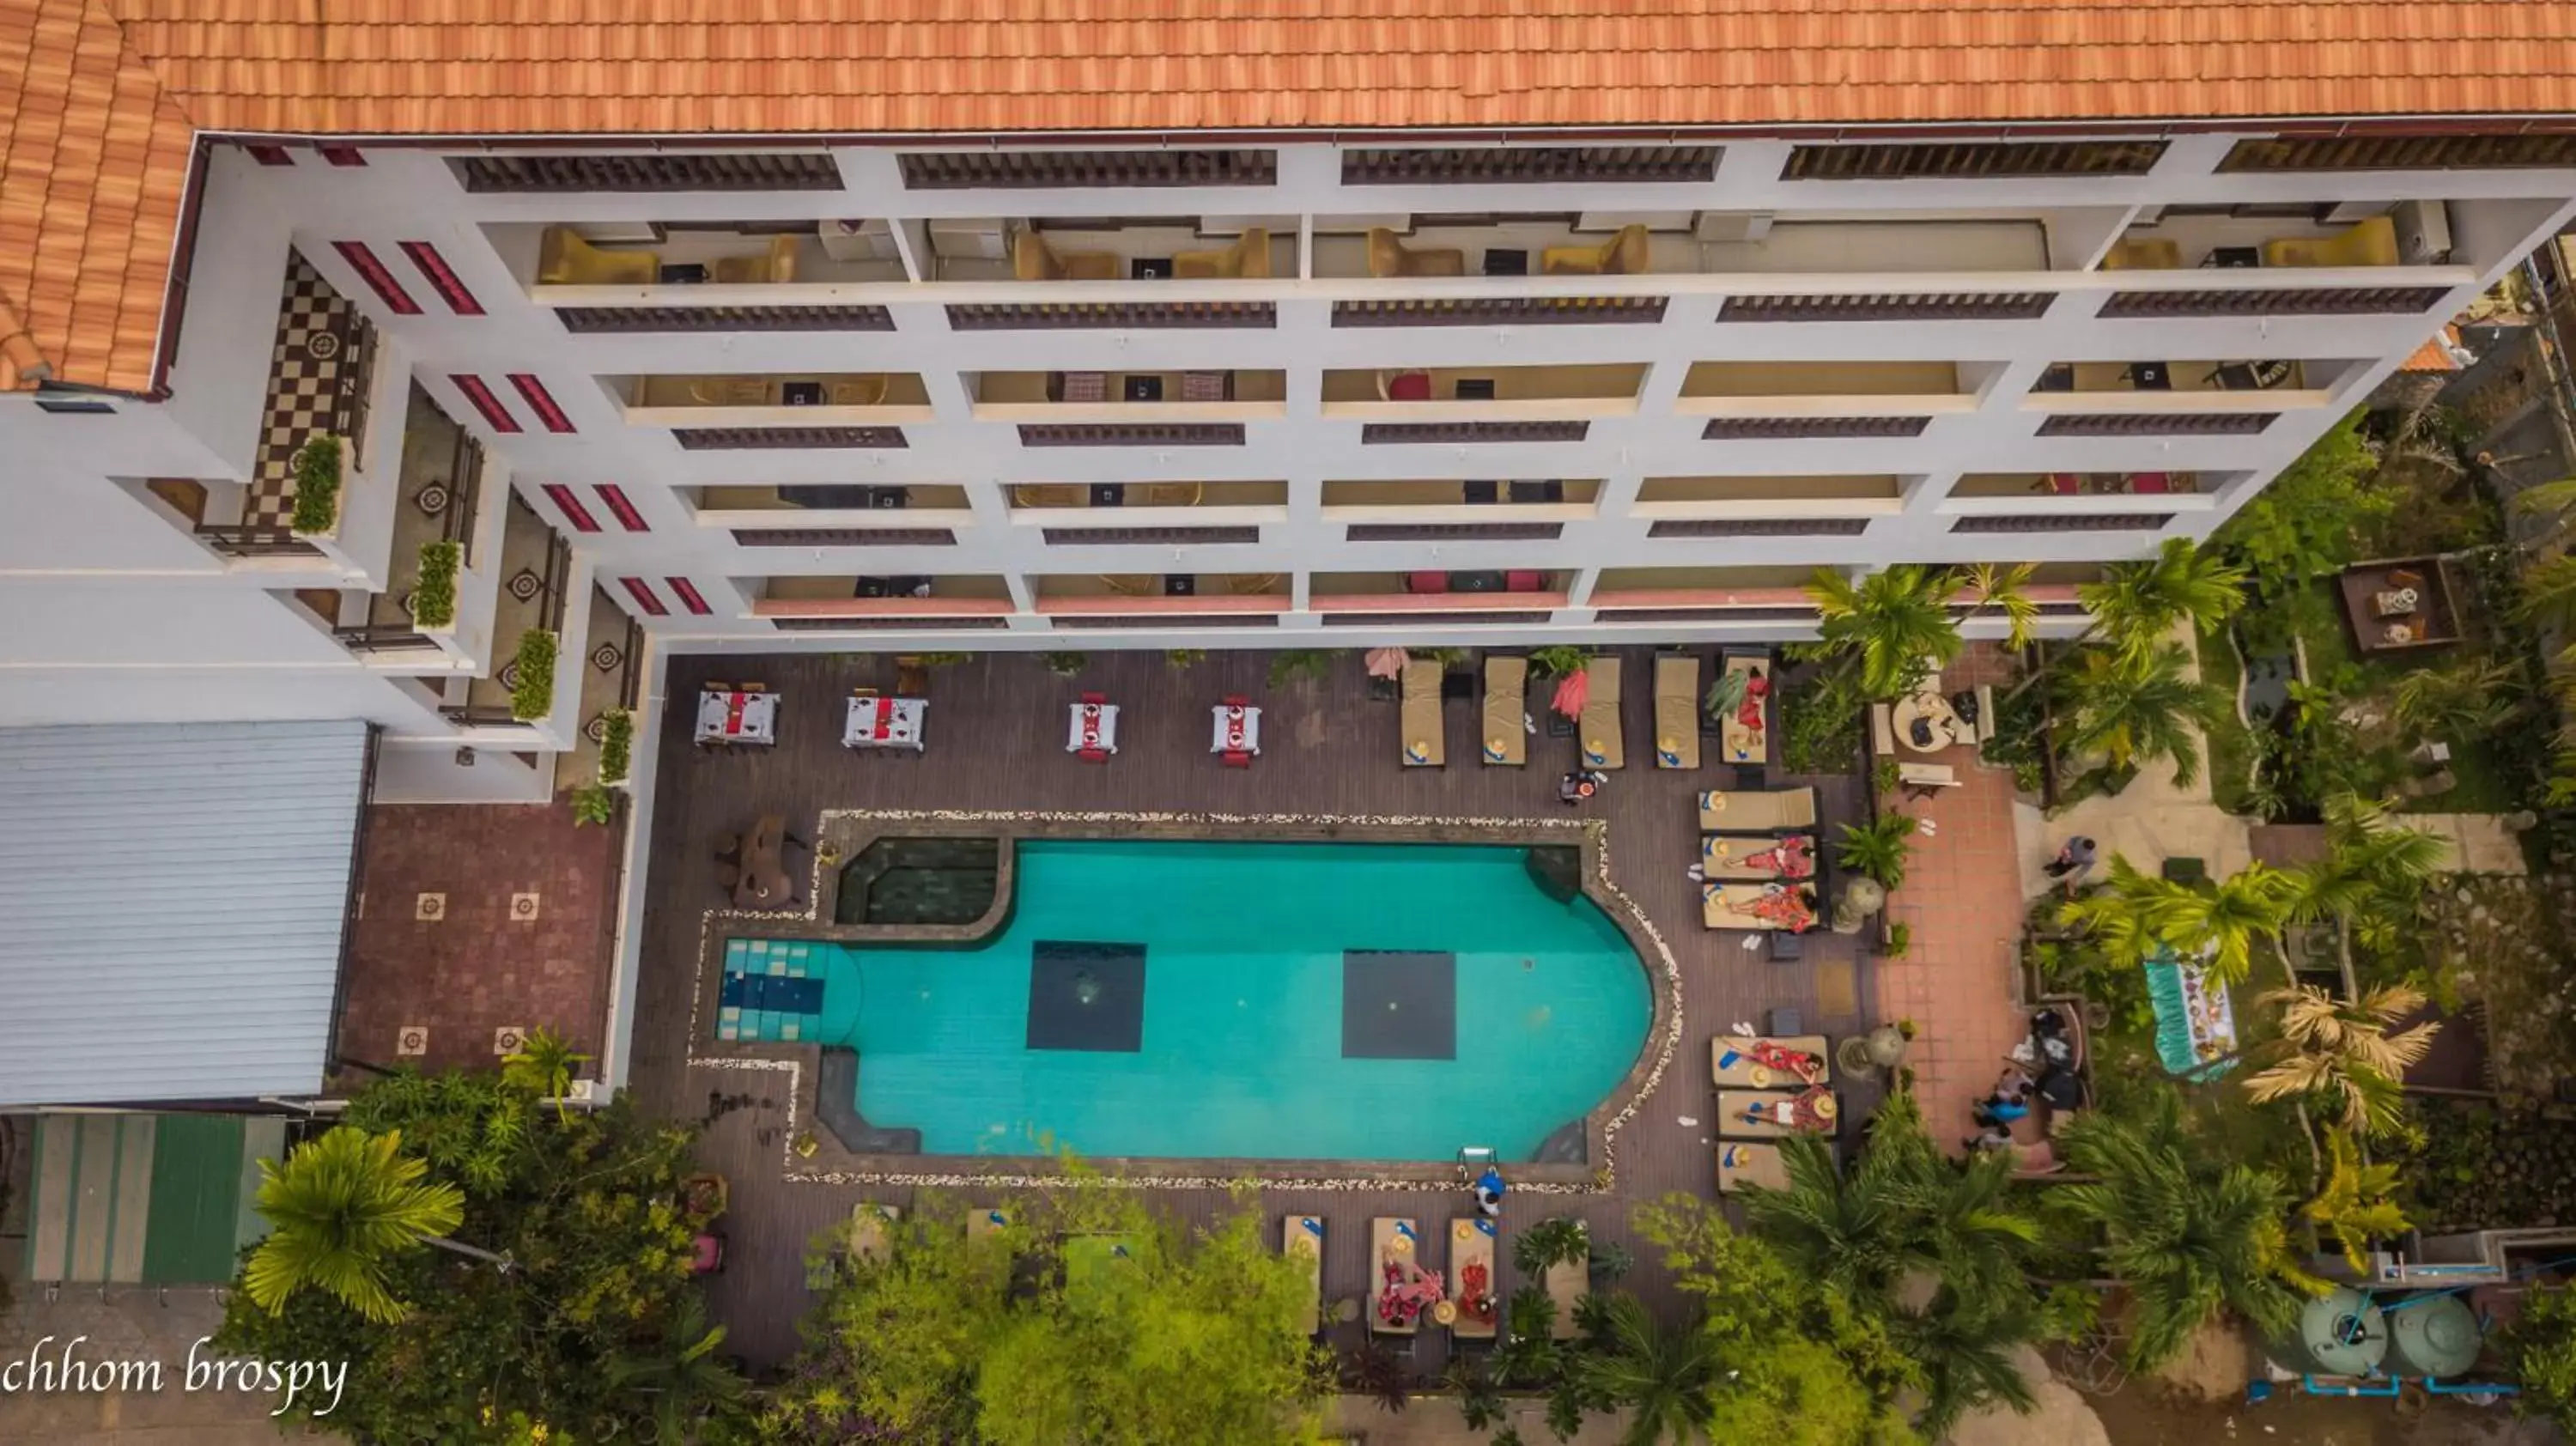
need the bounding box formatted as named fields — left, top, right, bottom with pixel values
left=410, top=541, right=462, bottom=629
left=510, top=629, right=559, bottom=721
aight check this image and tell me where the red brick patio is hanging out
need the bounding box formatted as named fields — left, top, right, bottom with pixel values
left=1874, top=650, right=2032, bottom=1153
left=336, top=799, right=621, bottom=1078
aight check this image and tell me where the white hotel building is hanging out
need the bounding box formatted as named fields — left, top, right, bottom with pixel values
left=3, top=12, right=2576, bottom=805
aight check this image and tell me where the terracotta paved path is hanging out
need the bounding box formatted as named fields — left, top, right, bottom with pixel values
left=1874, top=654, right=2033, bottom=1154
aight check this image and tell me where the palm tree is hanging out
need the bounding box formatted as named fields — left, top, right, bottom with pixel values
left=2243, top=983, right=2439, bottom=1140
left=610, top=1291, right=750, bottom=1443
left=2056, top=854, right=2184, bottom=969
left=1739, top=1093, right=2039, bottom=1304
left=1888, top=1287, right=2041, bottom=1442
left=1803, top=564, right=1967, bottom=701
left=2306, top=1132, right=2409, bottom=1274
left=2051, top=640, right=2228, bottom=789
left=1737, top=1133, right=1911, bottom=1300
left=2077, top=538, right=2249, bottom=663
left=2512, top=547, right=2576, bottom=636
left=501, top=1027, right=592, bottom=1119
left=1959, top=562, right=2041, bottom=651
left=242, top=1127, right=467, bottom=1323
left=2054, top=1091, right=2322, bottom=1371
left=2284, top=794, right=2443, bottom=991
left=2150, top=861, right=2298, bottom=987
left=2392, top=659, right=2522, bottom=743
left=1573, top=1293, right=1728, bottom=1446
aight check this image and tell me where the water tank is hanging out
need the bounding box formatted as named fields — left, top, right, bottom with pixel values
left=2384, top=1293, right=2483, bottom=1379
left=2274, top=1288, right=2390, bottom=1376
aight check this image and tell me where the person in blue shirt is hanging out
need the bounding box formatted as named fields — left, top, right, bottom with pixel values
left=1473, top=1166, right=1507, bottom=1218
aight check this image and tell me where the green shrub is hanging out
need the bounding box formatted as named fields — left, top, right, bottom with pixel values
left=1267, top=649, right=1334, bottom=689
left=1408, top=647, right=1468, bottom=669
left=289, top=435, right=343, bottom=535
left=912, top=652, right=972, bottom=668
left=509, top=629, right=558, bottom=721
left=569, top=782, right=617, bottom=827
left=1780, top=666, right=1866, bottom=774
left=409, top=540, right=461, bottom=629
left=595, top=708, right=633, bottom=785
left=1040, top=651, right=1087, bottom=677
left=1836, top=812, right=1917, bottom=890
left=1163, top=648, right=1206, bottom=671
left=1527, top=645, right=1589, bottom=679
left=2507, top=1283, right=2576, bottom=1435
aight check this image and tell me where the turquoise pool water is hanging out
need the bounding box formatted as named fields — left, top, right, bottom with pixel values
left=720, top=840, right=1652, bottom=1162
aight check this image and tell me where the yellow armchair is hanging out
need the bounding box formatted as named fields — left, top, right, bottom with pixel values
left=1013, top=231, right=1121, bottom=282
left=1174, top=228, right=1272, bottom=279
left=2263, top=215, right=2400, bottom=269
left=2103, top=239, right=2184, bottom=270
left=537, top=227, right=659, bottom=286
left=1541, top=224, right=1649, bottom=276
left=712, top=235, right=799, bottom=284
left=1366, top=228, right=1465, bottom=277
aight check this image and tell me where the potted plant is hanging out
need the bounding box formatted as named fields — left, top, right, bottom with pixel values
left=509, top=629, right=559, bottom=722
left=595, top=708, right=634, bottom=786
left=1040, top=651, right=1088, bottom=677
left=288, top=435, right=345, bottom=539
left=569, top=781, right=617, bottom=827
left=409, top=540, right=462, bottom=632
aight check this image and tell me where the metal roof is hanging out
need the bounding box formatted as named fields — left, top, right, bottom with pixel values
left=0, top=720, right=368, bottom=1106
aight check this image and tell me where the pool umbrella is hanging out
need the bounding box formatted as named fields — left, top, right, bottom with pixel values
left=1551, top=668, right=1589, bottom=721
left=1364, top=647, right=1409, bottom=680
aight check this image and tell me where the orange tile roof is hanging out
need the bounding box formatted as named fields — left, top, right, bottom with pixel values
left=2399, top=325, right=2466, bottom=373
left=6, top=0, right=2576, bottom=393
left=1, top=0, right=192, bottom=393
left=106, top=0, right=2576, bottom=137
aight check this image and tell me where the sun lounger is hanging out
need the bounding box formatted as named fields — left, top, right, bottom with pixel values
left=1371, top=1217, right=1439, bottom=1335
left=1696, top=786, right=1818, bottom=833
left=1710, top=1034, right=1832, bottom=1089
left=1717, top=1141, right=1791, bottom=1193
left=848, top=1203, right=900, bottom=1267
left=1482, top=656, right=1528, bottom=766
left=1702, top=880, right=1819, bottom=933
left=1400, top=659, right=1444, bottom=768
left=1700, top=833, right=1819, bottom=882
left=1284, top=1215, right=1325, bottom=1335
left=1449, top=1218, right=1499, bottom=1340
left=1718, top=1087, right=1840, bottom=1139
left=1717, top=650, right=1772, bottom=766
left=1579, top=657, right=1623, bottom=770
left=1652, top=654, right=1699, bottom=770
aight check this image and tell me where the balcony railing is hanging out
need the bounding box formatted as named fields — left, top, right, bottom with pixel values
left=2035, top=413, right=2277, bottom=437
left=196, top=525, right=322, bottom=558
left=1785, top=139, right=2165, bottom=180
left=2220, top=134, right=2576, bottom=173
left=457, top=153, right=841, bottom=193
left=732, top=527, right=960, bottom=548
left=1018, top=422, right=1246, bottom=447
left=1334, top=297, right=1669, bottom=327
left=1719, top=292, right=2053, bottom=322
left=1647, top=519, right=1872, bottom=538
left=337, top=623, right=443, bottom=654
left=899, top=149, right=1277, bottom=189
left=1951, top=513, right=2176, bottom=532
left=556, top=304, right=894, bottom=333
left=1362, top=421, right=1590, bottom=445
left=2099, top=286, right=2448, bottom=318
left=1701, top=416, right=1931, bottom=440
left=947, top=301, right=1275, bottom=330
left=673, top=426, right=908, bottom=450
left=1341, top=145, right=1718, bottom=185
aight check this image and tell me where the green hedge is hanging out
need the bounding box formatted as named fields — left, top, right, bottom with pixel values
left=410, top=541, right=462, bottom=629
left=597, top=708, right=634, bottom=785
left=510, top=629, right=558, bottom=722
left=289, top=436, right=343, bottom=535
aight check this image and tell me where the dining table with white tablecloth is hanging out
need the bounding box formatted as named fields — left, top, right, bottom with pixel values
left=696, top=688, right=779, bottom=746
left=842, top=694, right=927, bottom=750
left=1066, top=699, right=1120, bottom=756
left=1209, top=702, right=1261, bottom=756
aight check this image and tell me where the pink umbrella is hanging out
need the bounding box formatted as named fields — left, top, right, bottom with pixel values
left=1364, top=647, right=1409, bottom=680
left=1551, top=668, right=1589, bottom=721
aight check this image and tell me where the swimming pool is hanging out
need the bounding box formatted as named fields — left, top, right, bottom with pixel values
left=718, top=839, right=1652, bottom=1162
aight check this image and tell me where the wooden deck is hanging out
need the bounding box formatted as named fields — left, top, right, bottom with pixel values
left=627, top=647, right=1878, bottom=1370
